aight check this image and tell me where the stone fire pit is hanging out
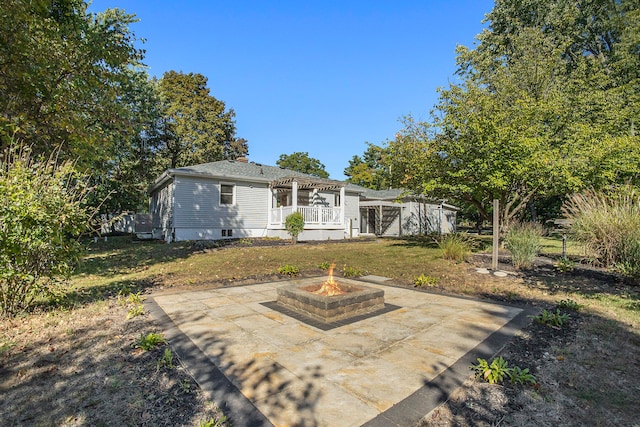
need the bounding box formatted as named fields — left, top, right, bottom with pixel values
left=276, top=282, right=384, bottom=323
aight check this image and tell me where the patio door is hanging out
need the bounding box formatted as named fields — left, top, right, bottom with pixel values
left=359, top=208, right=377, bottom=234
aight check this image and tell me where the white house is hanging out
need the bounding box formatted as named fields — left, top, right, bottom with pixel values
left=148, top=159, right=457, bottom=242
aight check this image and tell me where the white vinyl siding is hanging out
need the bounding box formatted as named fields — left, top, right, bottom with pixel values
left=173, top=177, right=218, bottom=227
left=172, top=176, right=268, bottom=230
left=234, top=182, right=269, bottom=229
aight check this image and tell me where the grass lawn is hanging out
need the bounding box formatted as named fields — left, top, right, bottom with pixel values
left=1, top=236, right=639, bottom=426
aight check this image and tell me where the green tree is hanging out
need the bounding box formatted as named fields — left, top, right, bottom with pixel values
left=0, top=0, right=146, bottom=168
left=89, top=69, right=166, bottom=213
left=344, top=143, right=391, bottom=189
left=0, top=145, right=92, bottom=317
left=156, top=71, right=245, bottom=168
left=285, top=212, right=305, bottom=244
left=388, top=0, right=640, bottom=229
left=276, top=152, right=329, bottom=178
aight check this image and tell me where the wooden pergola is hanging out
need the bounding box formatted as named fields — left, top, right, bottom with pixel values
left=270, top=176, right=345, bottom=192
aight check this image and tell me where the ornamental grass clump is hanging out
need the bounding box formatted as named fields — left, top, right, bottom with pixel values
left=504, top=222, right=544, bottom=269
left=438, top=233, right=473, bottom=262
left=562, top=187, right=640, bottom=281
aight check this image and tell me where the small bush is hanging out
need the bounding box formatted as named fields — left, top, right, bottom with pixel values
left=414, top=274, right=438, bottom=287
left=285, top=212, right=305, bottom=244
left=278, top=264, right=299, bottom=276
left=341, top=265, right=363, bottom=278
left=554, top=257, right=576, bottom=272
left=126, top=305, right=145, bottom=319
left=471, top=356, right=510, bottom=384
left=509, top=366, right=537, bottom=386
left=531, top=309, right=570, bottom=328
left=0, top=144, right=92, bottom=317
left=557, top=299, right=582, bottom=311
left=438, top=233, right=473, bottom=262
left=505, top=222, right=544, bottom=269
left=136, top=332, right=166, bottom=351
left=471, top=357, right=537, bottom=386
left=157, top=347, right=174, bottom=370
left=318, top=262, right=331, bottom=270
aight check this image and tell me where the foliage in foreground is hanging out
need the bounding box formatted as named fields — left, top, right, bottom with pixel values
left=414, top=274, right=438, bottom=287
left=471, top=356, right=536, bottom=386
left=562, top=187, right=640, bottom=281
left=0, top=146, right=91, bottom=317
left=136, top=332, right=166, bottom=351
left=531, top=309, right=570, bottom=328
left=504, top=222, right=544, bottom=270
left=278, top=264, right=300, bottom=276
left=341, top=265, right=364, bottom=278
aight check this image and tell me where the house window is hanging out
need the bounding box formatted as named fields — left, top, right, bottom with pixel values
left=334, top=194, right=341, bottom=207
left=220, top=184, right=234, bottom=205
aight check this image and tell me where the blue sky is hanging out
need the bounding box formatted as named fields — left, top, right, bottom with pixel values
left=90, top=0, right=494, bottom=178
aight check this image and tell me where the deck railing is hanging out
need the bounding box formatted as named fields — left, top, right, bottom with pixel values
left=270, top=206, right=342, bottom=226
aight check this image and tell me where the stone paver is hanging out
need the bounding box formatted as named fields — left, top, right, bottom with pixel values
left=148, top=277, right=532, bottom=427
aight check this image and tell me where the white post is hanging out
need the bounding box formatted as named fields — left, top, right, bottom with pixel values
left=340, top=186, right=345, bottom=227
left=267, top=188, right=274, bottom=227
left=292, top=181, right=298, bottom=214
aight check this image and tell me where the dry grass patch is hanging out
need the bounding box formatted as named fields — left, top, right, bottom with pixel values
left=0, top=300, right=227, bottom=426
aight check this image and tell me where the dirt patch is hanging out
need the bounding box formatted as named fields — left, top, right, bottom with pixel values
left=0, top=301, right=227, bottom=426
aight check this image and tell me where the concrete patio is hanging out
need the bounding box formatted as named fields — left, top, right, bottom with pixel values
left=146, top=276, right=532, bottom=427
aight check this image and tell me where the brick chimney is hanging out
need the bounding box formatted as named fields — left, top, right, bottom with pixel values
left=235, top=156, right=249, bottom=163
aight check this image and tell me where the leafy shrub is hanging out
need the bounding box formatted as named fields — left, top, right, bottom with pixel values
left=318, top=262, right=331, bottom=270
left=554, top=257, right=576, bottom=272
left=504, top=222, right=544, bottom=269
left=157, top=347, right=174, bottom=370
left=136, top=332, right=166, bottom=350
left=509, top=365, right=537, bottom=385
left=557, top=299, right=582, bottom=311
left=341, top=265, right=363, bottom=278
left=118, top=291, right=145, bottom=319
left=126, top=304, right=145, bottom=319
left=471, top=356, right=510, bottom=384
left=438, top=233, right=473, bottom=262
left=531, top=309, right=570, bottom=327
left=562, top=186, right=640, bottom=281
left=471, top=357, right=537, bottom=386
left=285, top=211, right=305, bottom=244
left=278, top=264, right=300, bottom=276
left=414, top=274, right=438, bottom=287
left=0, top=145, right=92, bottom=317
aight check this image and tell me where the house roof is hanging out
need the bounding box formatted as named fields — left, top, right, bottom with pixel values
left=148, top=160, right=458, bottom=210
left=149, top=160, right=349, bottom=194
